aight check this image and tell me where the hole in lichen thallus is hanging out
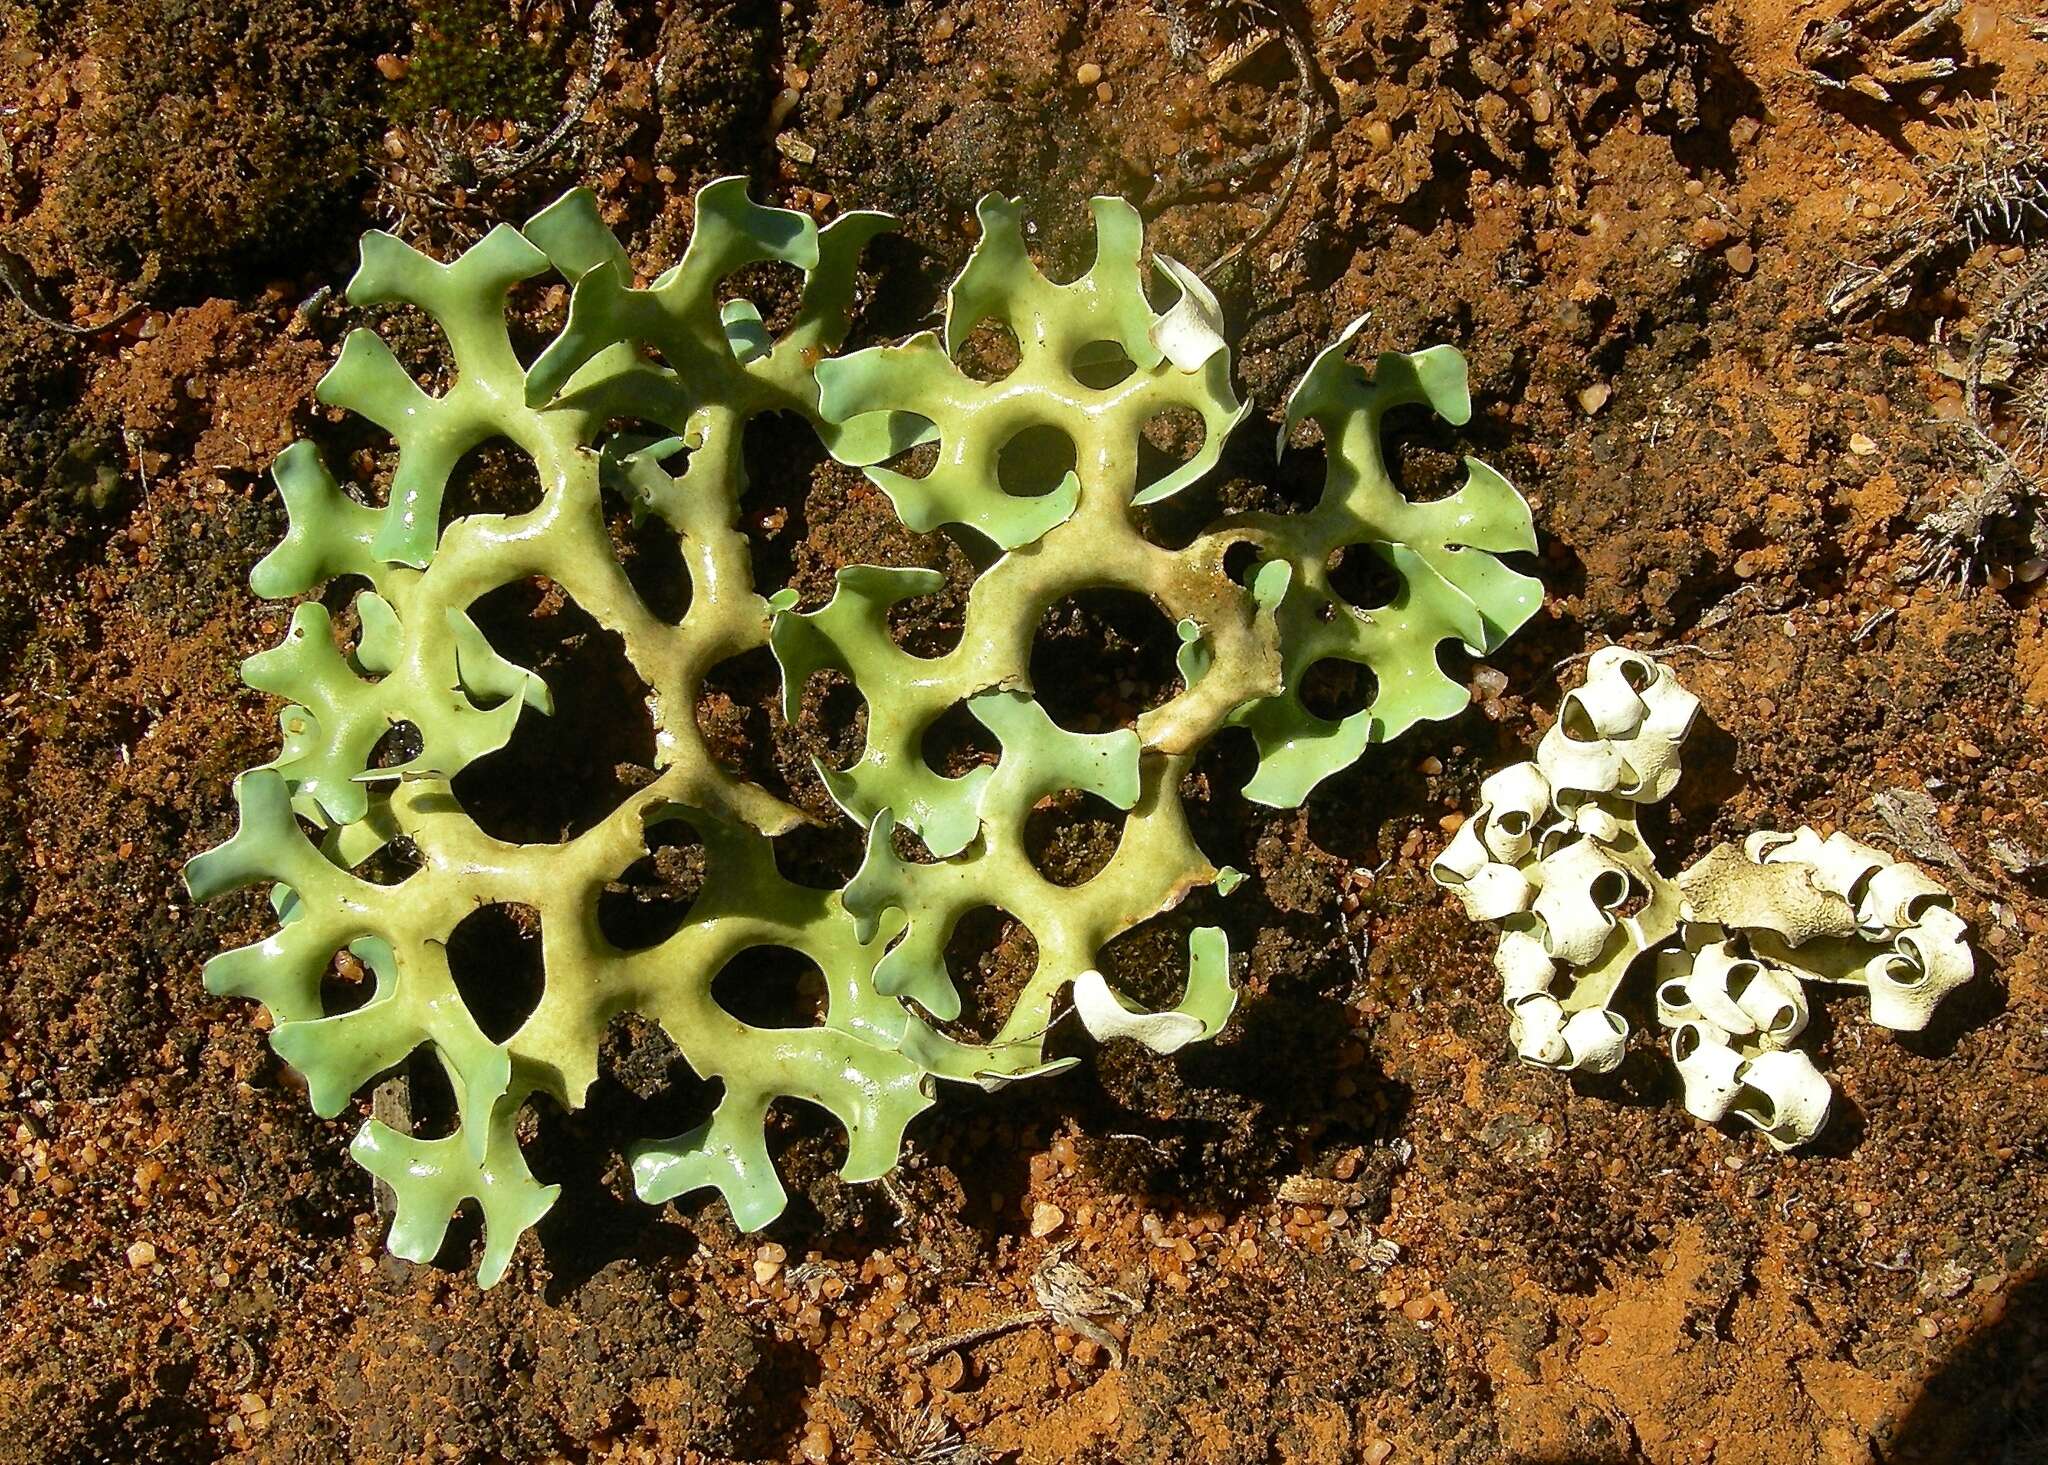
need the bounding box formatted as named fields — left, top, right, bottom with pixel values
left=353, top=833, right=424, bottom=886
left=1025, top=790, right=1126, bottom=886
left=957, top=318, right=1022, bottom=382
left=504, top=277, right=571, bottom=369
left=440, top=437, right=545, bottom=532
left=921, top=700, right=1002, bottom=779
left=796, top=669, right=868, bottom=772
left=597, top=817, right=706, bottom=951
left=451, top=578, right=657, bottom=842
left=588, top=1011, right=724, bottom=1140
left=710, top=946, right=829, bottom=1029
left=876, top=422, right=941, bottom=481
left=1327, top=542, right=1402, bottom=611
left=1589, top=867, right=1630, bottom=910
left=1299, top=658, right=1379, bottom=721
left=931, top=906, right=1039, bottom=1045
left=1071, top=339, right=1136, bottom=389
left=886, top=575, right=968, bottom=658
left=695, top=645, right=794, bottom=803
left=1135, top=407, right=1204, bottom=498
left=446, top=903, right=546, bottom=1042
left=369, top=720, right=424, bottom=769
left=716, top=259, right=806, bottom=341
left=323, top=574, right=378, bottom=635
left=740, top=410, right=827, bottom=600
left=1381, top=400, right=1467, bottom=504
left=598, top=423, right=692, bottom=624
left=772, top=819, right=869, bottom=891
left=1093, top=892, right=1226, bottom=1020
left=319, top=946, right=379, bottom=1018
left=1030, top=589, right=1183, bottom=732
left=997, top=424, right=1077, bottom=498
left=404, top=1048, right=462, bottom=1141
left=759, top=1098, right=855, bottom=1225
left=1222, top=539, right=1262, bottom=586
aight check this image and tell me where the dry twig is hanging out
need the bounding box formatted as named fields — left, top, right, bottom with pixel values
left=1147, top=1, right=1333, bottom=276
left=0, top=245, right=145, bottom=337
left=902, top=1241, right=1141, bottom=1367
left=473, top=0, right=619, bottom=183
left=1796, top=0, right=1963, bottom=104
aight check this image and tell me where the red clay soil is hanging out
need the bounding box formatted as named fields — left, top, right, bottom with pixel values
left=2, top=1, right=2046, bottom=1462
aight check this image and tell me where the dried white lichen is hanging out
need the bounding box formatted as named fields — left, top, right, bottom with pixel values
left=1432, top=648, right=1977, bottom=1149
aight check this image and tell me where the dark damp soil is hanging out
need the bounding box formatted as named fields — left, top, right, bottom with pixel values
left=3, top=1, right=2048, bottom=1461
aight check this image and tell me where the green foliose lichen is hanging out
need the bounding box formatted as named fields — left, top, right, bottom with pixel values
left=187, top=179, right=1540, bottom=1285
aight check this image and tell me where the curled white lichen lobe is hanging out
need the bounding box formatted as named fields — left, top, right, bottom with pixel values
left=1433, top=646, right=1977, bottom=1150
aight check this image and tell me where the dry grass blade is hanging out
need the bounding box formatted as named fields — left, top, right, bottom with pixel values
left=1796, top=0, right=1963, bottom=104
left=0, top=244, right=146, bottom=336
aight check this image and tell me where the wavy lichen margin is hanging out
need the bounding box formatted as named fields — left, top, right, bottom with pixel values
left=188, top=180, right=1541, bottom=1284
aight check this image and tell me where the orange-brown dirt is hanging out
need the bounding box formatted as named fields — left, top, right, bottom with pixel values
left=2, top=1, right=2047, bottom=1462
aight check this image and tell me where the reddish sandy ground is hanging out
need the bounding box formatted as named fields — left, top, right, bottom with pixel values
left=2, top=2, right=2046, bottom=1461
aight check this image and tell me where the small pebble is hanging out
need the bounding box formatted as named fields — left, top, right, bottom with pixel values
left=799, top=1421, right=834, bottom=1463
left=1848, top=433, right=1879, bottom=456
left=1364, top=118, right=1393, bottom=151
left=1916, top=1315, right=1940, bottom=1339
left=127, top=1240, right=156, bottom=1269
left=1031, top=1202, right=1067, bottom=1239
left=1582, top=1324, right=1609, bottom=1345
left=1076, top=61, right=1103, bottom=86
left=1364, top=1441, right=1394, bottom=1464
left=926, top=1350, right=966, bottom=1391
left=1578, top=382, right=1611, bottom=415
left=1689, top=218, right=1731, bottom=250
left=1725, top=243, right=1755, bottom=275
left=1401, top=1297, right=1435, bottom=1321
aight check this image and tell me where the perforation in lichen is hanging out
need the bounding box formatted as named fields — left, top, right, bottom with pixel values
left=187, top=180, right=1540, bottom=1285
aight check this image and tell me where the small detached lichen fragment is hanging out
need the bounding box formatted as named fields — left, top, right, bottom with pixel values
left=1433, top=648, right=1978, bottom=1149
left=188, top=179, right=1540, bottom=1284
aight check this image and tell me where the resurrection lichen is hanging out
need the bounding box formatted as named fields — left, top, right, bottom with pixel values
left=187, top=179, right=1540, bottom=1284
left=1433, top=648, right=1978, bottom=1149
